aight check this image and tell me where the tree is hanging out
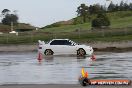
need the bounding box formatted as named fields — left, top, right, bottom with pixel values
left=129, top=3, right=132, bottom=10
left=92, top=13, right=110, bottom=28
left=76, top=4, right=89, bottom=23
left=1, top=9, right=19, bottom=26
left=119, top=1, right=124, bottom=11
left=93, top=4, right=103, bottom=14
left=114, top=4, right=119, bottom=11
left=2, top=14, right=18, bottom=25
left=1, top=9, right=10, bottom=16
left=108, top=1, right=116, bottom=12
left=123, top=2, right=129, bottom=11
left=89, top=5, right=93, bottom=14
left=89, top=4, right=105, bottom=14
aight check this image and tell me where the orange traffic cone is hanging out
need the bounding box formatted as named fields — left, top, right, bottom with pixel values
left=91, top=54, right=96, bottom=61
left=37, top=52, right=43, bottom=62
left=79, top=68, right=90, bottom=86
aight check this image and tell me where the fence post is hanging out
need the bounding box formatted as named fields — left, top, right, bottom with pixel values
left=6, top=33, right=9, bottom=44
left=101, top=29, right=105, bottom=37
left=54, top=33, right=56, bottom=39
left=124, top=28, right=127, bottom=35
left=30, top=32, right=33, bottom=43
left=78, top=28, right=81, bottom=39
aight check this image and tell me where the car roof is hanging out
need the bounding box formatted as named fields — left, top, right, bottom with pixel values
left=52, top=39, right=69, bottom=41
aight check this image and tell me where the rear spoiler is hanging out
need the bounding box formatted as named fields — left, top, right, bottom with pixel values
left=38, top=40, right=45, bottom=45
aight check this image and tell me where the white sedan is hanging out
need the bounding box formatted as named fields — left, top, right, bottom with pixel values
left=38, top=39, right=93, bottom=56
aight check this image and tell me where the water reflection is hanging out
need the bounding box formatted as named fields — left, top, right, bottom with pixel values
left=0, top=52, right=132, bottom=84
left=44, top=55, right=91, bottom=60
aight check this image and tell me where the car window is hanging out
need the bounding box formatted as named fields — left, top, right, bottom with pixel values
left=50, top=40, right=72, bottom=45
left=64, top=40, right=72, bottom=45
left=50, top=40, right=60, bottom=45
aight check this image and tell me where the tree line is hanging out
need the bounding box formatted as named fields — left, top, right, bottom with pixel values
left=3, top=0, right=128, bottom=29
left=1, top=9, right=19, bottom=26
left=108, top=1, right=132, bottom=12
left=75, top=1, right=132, bottom=28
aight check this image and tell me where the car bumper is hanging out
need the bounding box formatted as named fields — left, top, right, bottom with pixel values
left=85, top=48, right=94, bottom=56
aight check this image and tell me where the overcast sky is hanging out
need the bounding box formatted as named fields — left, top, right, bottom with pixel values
left=0, top=0, right=131, bottom=27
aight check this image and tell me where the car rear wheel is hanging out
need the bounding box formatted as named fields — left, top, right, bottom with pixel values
left=44, top=49, right=53, bottom=55
left=77, top=48, right=86, bottom=56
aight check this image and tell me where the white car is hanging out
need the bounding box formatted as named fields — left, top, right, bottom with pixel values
left=38, top=39, right=93, bottom=56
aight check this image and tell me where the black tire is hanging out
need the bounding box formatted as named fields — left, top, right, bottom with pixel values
left=44, top=49, right=53, bottom=55
left=77, top=48, right=86, bottom=56
left=79, top=77, right=90, bottom=86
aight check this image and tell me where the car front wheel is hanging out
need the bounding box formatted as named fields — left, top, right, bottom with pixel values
left=77, top=48, right=86, bottom=56
left=44, top=49, right=53, bottom=55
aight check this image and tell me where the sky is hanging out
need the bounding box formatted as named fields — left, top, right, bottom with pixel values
left=0, top=0, right=131, bottom=27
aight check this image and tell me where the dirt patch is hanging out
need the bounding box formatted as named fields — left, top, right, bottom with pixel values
left=0, top=41, right=132, bottom=52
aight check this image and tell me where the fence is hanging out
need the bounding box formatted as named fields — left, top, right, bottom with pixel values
left=0, top=27, right=132, bottom=44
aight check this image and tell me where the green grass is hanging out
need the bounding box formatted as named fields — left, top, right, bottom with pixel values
left=0, top=23, right=35, bottom=32
left=41, top=23, right=91, bottom=33
left=0, top=27, right=132, bottom=44
left=41, top=11, right=132, bottom=33
left=0, top=11, right=132, bottom=44
left=111, top=16, right=132, bottom=28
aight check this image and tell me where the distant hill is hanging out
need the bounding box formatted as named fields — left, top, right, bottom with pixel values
left=41, top=11, right=132, bottom=33
left=55, top=19, right=74, bottom=25
left=42, top=19, right=74, bottom=29
left=0, top=23, right=36, bottom=33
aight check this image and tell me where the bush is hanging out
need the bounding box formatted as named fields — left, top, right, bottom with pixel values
left=73, top=17, right=84, bottom=25
left=92, top=13, right=110, bottom=28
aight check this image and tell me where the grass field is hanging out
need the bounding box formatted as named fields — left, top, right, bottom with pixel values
left=40, top=11, right=132, bottom=33
left=0, top=27, right=132, bottom=44
left=0, top=11, right=132, bottom=44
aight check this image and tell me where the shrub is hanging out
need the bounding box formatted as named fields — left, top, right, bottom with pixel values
left=92, top=13, right=110, bottom=28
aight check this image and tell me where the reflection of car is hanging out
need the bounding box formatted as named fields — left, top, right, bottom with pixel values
left=38, top=39, right=93, bottom=56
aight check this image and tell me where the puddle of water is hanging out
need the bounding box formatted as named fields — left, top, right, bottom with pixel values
left=0, top=52, right=132, bottom=84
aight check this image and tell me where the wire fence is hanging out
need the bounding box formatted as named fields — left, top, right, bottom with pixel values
left=0, top=27, right=132, bottom=44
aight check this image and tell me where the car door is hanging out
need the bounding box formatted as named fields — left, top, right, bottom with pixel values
left=49, top=40, right=77, bottom=55
left=61, top=40, right=77, bottom=54
left=49, top=40, right=63, bottom=54
left=50, top=40, right=71, bottom=54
